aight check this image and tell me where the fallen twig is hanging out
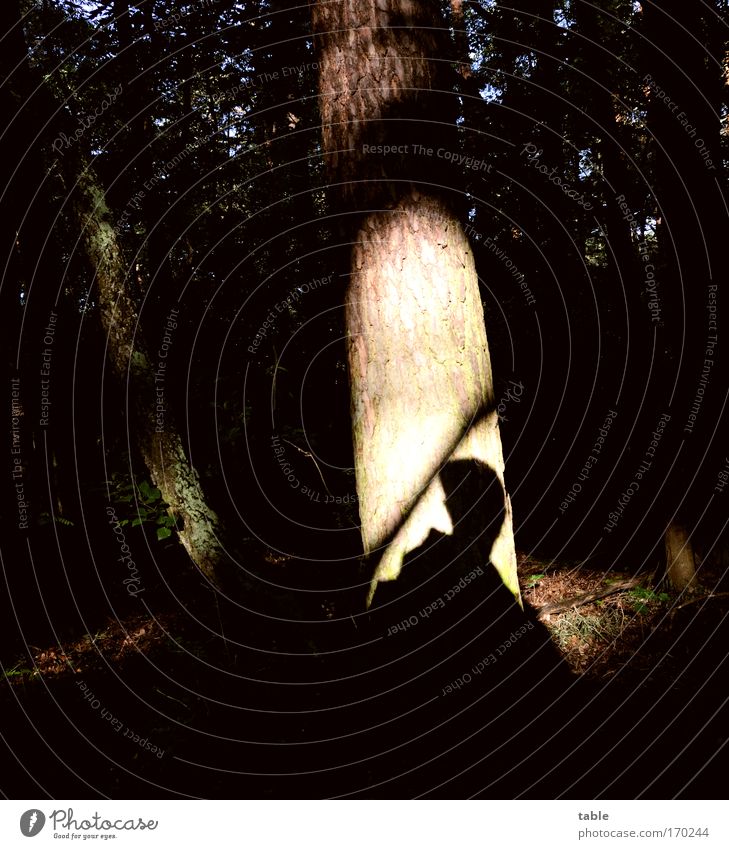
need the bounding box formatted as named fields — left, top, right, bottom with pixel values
left=676, top=591, right=729, bottom=610
left=536, top=577, right=642, bottom=617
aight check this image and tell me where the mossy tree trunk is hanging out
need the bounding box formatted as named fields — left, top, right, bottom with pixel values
left=8, top=0, right=234, bottom=592
left=73, top=170, right=229, bottom=587
left=312, top=0, right=520, bottom=606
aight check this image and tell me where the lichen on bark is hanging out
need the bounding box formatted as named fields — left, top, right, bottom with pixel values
left=73, top=165, right=228, bottom=587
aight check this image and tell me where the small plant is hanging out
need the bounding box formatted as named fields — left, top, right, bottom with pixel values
left=628, top=586, right=670, bottom=614
left=38, top=512, right=75, bottom=528
left=107, top=472, right=177, bottom=542
left=2, top=662, right=33, bottom=681
left=550, top=604, right=627, bottom=652
left=525, top=573, right=546, bottom=587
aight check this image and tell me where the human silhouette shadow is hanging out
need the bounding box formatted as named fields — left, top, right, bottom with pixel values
left=369, top=460, right=531, bottom=671
left=349, top=460, right=570, bottom=796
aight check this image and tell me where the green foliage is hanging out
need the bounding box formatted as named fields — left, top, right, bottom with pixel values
left=628, top=586, right=670, bottom=614
left=2, top=662, right=34, bottom=681
left=38, top=512, right=75, bottom=528
left=107, top=472, right=177, bottom=543
left=525, top=573, right=546, bottom=587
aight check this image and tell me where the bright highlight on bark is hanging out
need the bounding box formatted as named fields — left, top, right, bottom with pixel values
left=346, top=193, right=520, bottom=606
left=312, top=0, right=521, bottom=609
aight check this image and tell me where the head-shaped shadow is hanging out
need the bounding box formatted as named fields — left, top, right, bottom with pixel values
left=370, top=459, right=522, bottom=645
left=363, top=459, right=568, bottom=750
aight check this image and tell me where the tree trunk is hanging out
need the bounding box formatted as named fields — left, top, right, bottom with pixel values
left=664, top=520, right=697, bottom=592
left=7, top=0, right=233, bottom=589
left=348, top=192, right=519, bottom=604
left=311, top=0, right=520, bottom=606
left=72, top=169, right=229, bottom=587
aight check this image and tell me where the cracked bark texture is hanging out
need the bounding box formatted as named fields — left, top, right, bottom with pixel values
left=312, top=0, right=519, bottom=604
left=74, top=170, right=228, bottom=587
left=313, top=0, right=458, bottom=210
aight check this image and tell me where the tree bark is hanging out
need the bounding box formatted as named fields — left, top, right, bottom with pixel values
left=72, top=169, right=229, bottom=587
left=311, top=0, right=520, bottom=606
left=664, top=520, right=697, bottom=592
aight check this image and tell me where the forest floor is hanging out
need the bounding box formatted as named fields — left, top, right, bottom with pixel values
left=2, top=550, right=728, bottom=798
left=518, top=552, right=729, bottom=680
left=8, top=551, right=727, bottom=686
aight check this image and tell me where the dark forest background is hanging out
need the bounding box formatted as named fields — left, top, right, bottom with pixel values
left=1, top=0, right=728, bottom=799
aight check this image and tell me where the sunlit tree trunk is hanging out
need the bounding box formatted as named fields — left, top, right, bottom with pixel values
left=312, top=0, right=520, bottom=606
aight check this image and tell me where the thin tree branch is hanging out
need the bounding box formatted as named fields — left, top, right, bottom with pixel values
left=536, top=577, right=643, bottom=616
left=282, top=438, right=332, bottom=496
